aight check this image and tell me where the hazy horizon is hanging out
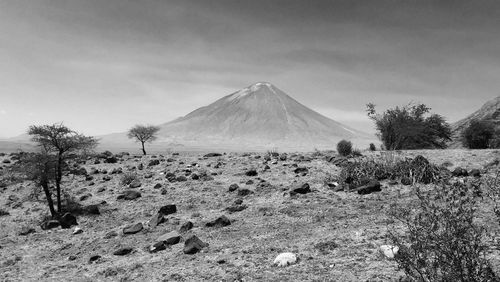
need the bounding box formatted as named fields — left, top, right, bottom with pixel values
left=2, top=0, right=500, bottom=138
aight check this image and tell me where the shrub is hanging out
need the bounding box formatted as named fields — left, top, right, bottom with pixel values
left=369, top=143, right=376, bottom=151
left=120, top=172, right=138, bottom=186
left=367, top=103, right=451, bottom=150
left=462, top=120, right=496, bottom=149
left=337, top=140, right=353, bottom=156
left=338, top=155, right=441, bottom=189
left=388, top=181, right=497, bottom=281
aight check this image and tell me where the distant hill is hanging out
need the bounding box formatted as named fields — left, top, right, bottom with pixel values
left=99, top=82, right=376, bottom=151
left=450, top=96, right=500, bottom=148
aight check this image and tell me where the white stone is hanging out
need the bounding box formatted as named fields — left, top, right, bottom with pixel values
left=379, top=245, right=399, bottom=259
left=73, top=226, right=83, bottom=235
left=273, top=252, right=297, bottom=267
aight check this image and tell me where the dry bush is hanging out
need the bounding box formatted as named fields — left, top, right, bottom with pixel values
left=120, top=172, right=138, bottom=186
left=336, top=139, right=353, bottom=156
left=388, top=181, right=497, bottom=281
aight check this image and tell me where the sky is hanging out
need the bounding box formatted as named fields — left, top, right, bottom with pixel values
left=1, top=0, right=500, bottom=138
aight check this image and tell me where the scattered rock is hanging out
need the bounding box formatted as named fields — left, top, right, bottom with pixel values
left=354, top=180, right=382, bottom=195
left=159, top=204, right=177, bottom=216
left=228, top=183, right=239, bottom=192
left=379, top=245, right=399, bottom=259
left=293, top=167, right=308, bottom=174
left=157, top=231, right=181, bottom=245
left=117, top=190, right=141, bottom=200
left=105, top=156, right=118, bottom=164
left=176, top=176, right=188, bottom=182
left=129, top=179, right=142, bottom=188
left=148, top=159, right=160, bottom=167
left=83, top=204, right=100, bottom=215
left=206, top=215, right=231, bottom=228
left=79, top=193, right=92, bottom=201
left=73, top=226, right=83, bottom=235
left=245, top=170, right=258, bottom=177
left=226, top=204, right=248, bottom=213
left=290, top=183, right=311, bottom=195
left=113, top=247, right=133, bottom=256
left=89, top=255, right=101, bottom=263
left=144, top=172, right=153, bottom=179
left=149, top=213, right=165, bottom=227
left=204, top=153, right=222, bottom=158
left=179, top=221, right=194, bottom=233
left=183, top=235, right=208, bottom=254
left=149, top=241, right=167, bottom=253
left=123, top=223, right=143, bottom=235
left=19, top=227, right=35, bottom=236
left=274, top=252, right=297, bottom=267
left=104, top=230, right=118, bottom=239
left=102, top=175, right=112, bottom=181
left=153, top=183, right=162, bottom=189
left=237, top=188, right=253, bottom=197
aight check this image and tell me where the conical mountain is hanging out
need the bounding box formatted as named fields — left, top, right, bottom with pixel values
left=450, top=96, right=500, bottom=147
left=148, top=82, right=374, bottom=150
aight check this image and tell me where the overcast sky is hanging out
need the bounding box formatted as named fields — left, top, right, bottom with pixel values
left=1, top=0, right=500, bottom=138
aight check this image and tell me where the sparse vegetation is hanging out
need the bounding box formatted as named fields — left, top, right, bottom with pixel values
left=388, top=181, right=497, bottom=281
left=127, top=125, right=160, bottom=155
left=463, top=120, right=496, bottom=149
left=120, top=172, right=138, bottom=186
left=367, top=103, right=451, bottom=150
left=336, top=139, right=352, bottom=156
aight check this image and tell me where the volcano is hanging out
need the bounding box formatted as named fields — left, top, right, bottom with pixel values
left=100, top=82, right=374, bottom=151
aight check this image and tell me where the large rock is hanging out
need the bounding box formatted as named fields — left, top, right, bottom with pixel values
left=157, top=231, right=181, bottom=245
left=290, top=183, right=311, bottom=195
left=452, top=167, right=469, bottom=177
left=183, top=235, right=208, bottom=254
left=245, top=170, right=258, bottom=177
left=228, top=183, right=239, bottom=192
left=59, top=213, right=78, bottom=229
left=117, top=190, right=141, bottom=200
left=379, top=245, right=399, bottom=259
left=123, top=223, right=143, bottom=234
left=129, top=179, right=142, bottom=188
left=205, top=215, right=231, bottom=228
left=159, top=204, right=177, bottom=216
left=149, top=213, right=165, bottom=227
left=113, top=247, right=133, bottom=256
left=273, top=252, right=297, bottom=267
left=179, top=221, right=194, bottom=233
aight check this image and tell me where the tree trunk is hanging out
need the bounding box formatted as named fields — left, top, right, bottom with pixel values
left=56, top=153, right=63, bottom=213
left=141, top=142, right=146, bottom=155
left=40, top=180, right=57, bottom=218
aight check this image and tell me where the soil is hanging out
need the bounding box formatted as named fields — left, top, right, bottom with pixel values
left=1, top=149, right=500, bottom=281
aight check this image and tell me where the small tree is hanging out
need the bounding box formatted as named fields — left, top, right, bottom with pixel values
left=127, top=125, right=160, bottom=155
left=27, top=123, right=97, bottom=217
left=367, top=103, right=451, bottom=150
left=462, top=120, right=495, bottom=149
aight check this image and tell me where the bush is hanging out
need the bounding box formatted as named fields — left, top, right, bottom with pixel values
left=369, top=143, right=376, bottom=151
left=337, top=140, right=353, bottom=156
left=338, top=155, right=442, bottom=188
left=367, top=103, right=451, bottom=150
left=388, top=181, right=497, bottom=281
left=120, top=172, right=138, bottom=186
left=462, top=120, right=496, bottom=149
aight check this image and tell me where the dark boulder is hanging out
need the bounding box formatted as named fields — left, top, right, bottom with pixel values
left=41, top=219, right=60, bottom=230
left=117, top=190, right=141, bottom=200
left=290, top=183, right=311, bottom=195
left=148, top=159, right=160, bottom=167
left=179, top=221, right=194, bottom=233
left=354, top=180, right=382, bottom=195
left=245, top=170, right=258, bottom=177
left=293, top=167, right=308, bottom=174
left=183, top=235, right=208, bottom=254
left=123, top=223, right=143, bottom=235
left=204, top=153, right=222, bottom=158
left=470, top=169, right=481, bottom=178
left=159, top=204, right=177, bottom=216
left=452, top=167, right=469, bottom=177
left=113, top=247, right=133, bottom=256
left=157, top=231, right=181, bottom=245
left=205, top=215, right=231, bottom=228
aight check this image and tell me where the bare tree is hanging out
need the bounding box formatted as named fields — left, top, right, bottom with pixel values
left=127, top=125, right=160, bottom=155
left=27, top=123, right=98, bottom=216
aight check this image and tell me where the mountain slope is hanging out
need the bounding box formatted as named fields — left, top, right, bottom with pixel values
left=97, top=82, right=375, bottom=151
left=450, top=96, right=500, bottom=147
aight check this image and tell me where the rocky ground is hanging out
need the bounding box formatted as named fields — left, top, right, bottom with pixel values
left=1, top=149, right=500, bottom=281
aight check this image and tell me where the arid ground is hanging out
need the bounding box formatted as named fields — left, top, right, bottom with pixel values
left=1, top=149, right=500, bottom=281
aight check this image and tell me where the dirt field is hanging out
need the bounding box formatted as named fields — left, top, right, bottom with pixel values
left=1, top=149, right=500, bottom=281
